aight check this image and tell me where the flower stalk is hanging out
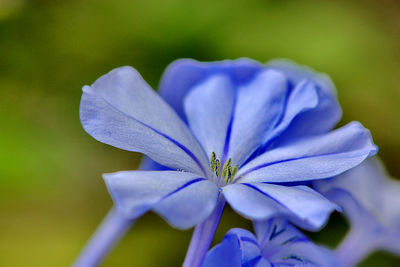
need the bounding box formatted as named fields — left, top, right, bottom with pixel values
left=73, top=208, right=135, bottom=267
left=183, top=197, right=226, bottom=267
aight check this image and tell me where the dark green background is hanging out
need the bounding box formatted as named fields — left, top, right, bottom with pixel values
left=1, top=0, right=399, bottom=266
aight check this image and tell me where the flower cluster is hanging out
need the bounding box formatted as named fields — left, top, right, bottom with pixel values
left=74, top=58, right=399, bottom=267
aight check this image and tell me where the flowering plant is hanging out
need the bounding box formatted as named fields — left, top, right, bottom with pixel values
left=73, top=59, right=400, bottom=267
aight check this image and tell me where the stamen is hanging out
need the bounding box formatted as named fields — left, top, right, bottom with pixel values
left=229, top=166, right=238, bottom=183
left=222, top=158, right=232, bottom=183
left=226, top=166, right=232, bottom=183
left=210, top=152, right=216, bottom=172
left=215, top=159, right=221, bottom=177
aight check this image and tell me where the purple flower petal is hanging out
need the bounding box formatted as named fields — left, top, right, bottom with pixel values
left=203, top=228, right=270, bottom=267
left=227, top=70, right=289, bottom=166
left=266, top=59, right=342, bottom=143
left=184, top=75, right=235, bottom=160
left=238, top=122, right=377, bottom=183
left=158, top=58, right=263, bottom=121
left=314, top=157, right=400, bottom=256
left=80, top=66, right=209, bottom=175
left=223, top=183, right=338, bottom=230
left=103, top=170, right=220, bottom=229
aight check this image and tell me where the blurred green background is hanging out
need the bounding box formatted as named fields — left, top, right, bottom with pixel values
left=1, top=0, right=400, bottom=266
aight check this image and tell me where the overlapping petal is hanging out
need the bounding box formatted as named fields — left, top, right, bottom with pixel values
left=222, top=183, right=338, bottom=230
left=158, top=58, right=263, bottom=120
left=237, top=121, right=377, bottom=183
left=80, top=66, right=209, bottom=175
left=103, top=170, right=220, bottom=229
left=160, top=59, right=342, bottom=145
left=266, top=59, right=342, bottom=142
left=184, top=75, right=235, bottom=159
left=266, top=59, right=337, bottom=97
left=228, top=70, right=288, bottom=166
left=257, top=80, right=319, bottom=150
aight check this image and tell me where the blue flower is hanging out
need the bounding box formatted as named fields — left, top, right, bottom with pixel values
left=80, top=58, right=377, bottom=231
left=203, top=218, right=338, bottom=267
left=314, top=157, right=400, bottom=266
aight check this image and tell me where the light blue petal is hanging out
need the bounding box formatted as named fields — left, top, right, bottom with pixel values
left=158, top=58, right=263, bottom=121
left=184, top=75, right=235, bottom=159
left=228, top=70, right=288, bottom=166
left=259, top=80, right=319, bottom=148
left=266, top=59, right=342, bottom=141
left=103, top=170, right=220, bottom=229
left=315, top=158, right=400, bottom=225
left=204, top=228, right=271, bottom=267
left=203, top=233, right=243, bottom=267
left=80, top=66, right=209, bottom=175
left=267, top=59, right=337, bottom=97
left=229, top=229, right=266, bottom=267
left=254, top=218, right=338, bottom=266
left=314, top=158, right=385, bottom=225
left=237, top=122, right=377, bottom=183
left=273, top=86, right=342, bottom=147
left=223, top=183, right=338, bottom=231
left=314, top=157, right=400, bottom=254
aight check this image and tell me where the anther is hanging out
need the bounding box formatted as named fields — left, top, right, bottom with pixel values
left=222, top=158, right=232, bottom=183
left=215, top=159, right=221, bottom=177
left=210, top=152, right=216, bottom=172
left=226, top=166, right=232, bottom=183
left=209, top=153, right=238, bottom=182
left=230, top=166, right=238, bottom=182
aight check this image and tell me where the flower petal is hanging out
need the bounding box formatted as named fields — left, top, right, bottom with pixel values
left=314, top=157, right=400, bottom=254
left=256, top=79, right=319, bottom=153
left=267, top=59, right=337, bottom=98
left=103, top=170, right=220, bottom=229
left=223, top=183, right=338, bottom=230
left=313, top=158, right=387, bottom=225
left=203, top=230, right=247, bottom=267
left=228, top=70, right=289, bottom=166
left=203, top=228, right=270, bottom=267
left=184, top=75, right=235, bottom=159
left=237, top=122, right=377, bottom=183
left=80, top=66, right=209, bottom=175
left=266, top=59, right=342, bottom=140
left=315, top=157, right=400, bottom=226
left=158, top=58, right=262, bottom=121
left=254, top=218, right=338, bottom=266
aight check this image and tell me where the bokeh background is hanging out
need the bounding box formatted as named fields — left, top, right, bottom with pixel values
left=1, top=0, right=400, bottom=266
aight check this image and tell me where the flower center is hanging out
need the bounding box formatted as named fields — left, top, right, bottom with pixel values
left=210, top=152, right=238, bottom=184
